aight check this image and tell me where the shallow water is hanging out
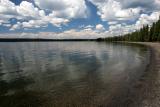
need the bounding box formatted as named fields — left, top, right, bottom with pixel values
left=0, top=42, right=150, bottom=107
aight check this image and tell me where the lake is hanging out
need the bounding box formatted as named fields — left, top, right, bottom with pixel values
left=0, top=42, right=150, bottom=107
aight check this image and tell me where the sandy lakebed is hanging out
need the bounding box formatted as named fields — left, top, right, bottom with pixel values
left=126, top=42, right=160, bottom=107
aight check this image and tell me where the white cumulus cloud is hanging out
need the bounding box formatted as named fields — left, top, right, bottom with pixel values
left=96, top=24, right=105, bottom=32
left=35, top=0, right=88, bottom=18
left=89, top=0, right=141, bottom=21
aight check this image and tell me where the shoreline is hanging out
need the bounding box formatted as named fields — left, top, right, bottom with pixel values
left=127, top=42, right=160, bottom=107
left=102, top=42, right=160, bottom=107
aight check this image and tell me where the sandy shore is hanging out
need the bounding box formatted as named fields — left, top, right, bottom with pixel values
left=127, top=42, right=160, bottom=107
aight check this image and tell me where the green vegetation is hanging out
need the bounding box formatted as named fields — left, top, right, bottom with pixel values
left=102, top=17, right=160, bottom=42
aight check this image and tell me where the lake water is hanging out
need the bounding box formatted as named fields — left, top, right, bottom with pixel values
left=0, top=42, right=150, bottom=107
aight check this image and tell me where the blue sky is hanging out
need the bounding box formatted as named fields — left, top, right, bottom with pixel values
left=0, top=0, right=160, bottom=38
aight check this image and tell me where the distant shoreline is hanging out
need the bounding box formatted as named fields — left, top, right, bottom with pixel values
left=0, top=38, right=98, bottom=42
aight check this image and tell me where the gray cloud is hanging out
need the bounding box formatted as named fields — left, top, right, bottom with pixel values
left=118, top=0, right=156, bottom=9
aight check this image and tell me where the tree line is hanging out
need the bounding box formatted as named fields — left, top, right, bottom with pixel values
left=99, top=17, right=160, bottom=42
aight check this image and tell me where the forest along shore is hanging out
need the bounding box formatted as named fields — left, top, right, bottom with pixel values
left=128, top=42, right=160, bottom=107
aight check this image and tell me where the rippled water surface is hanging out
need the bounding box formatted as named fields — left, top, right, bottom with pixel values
left=0, top=42, right=150, bottom=107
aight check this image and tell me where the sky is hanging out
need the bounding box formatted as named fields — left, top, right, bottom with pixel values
left=0, top=0, right=160, bottom=39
